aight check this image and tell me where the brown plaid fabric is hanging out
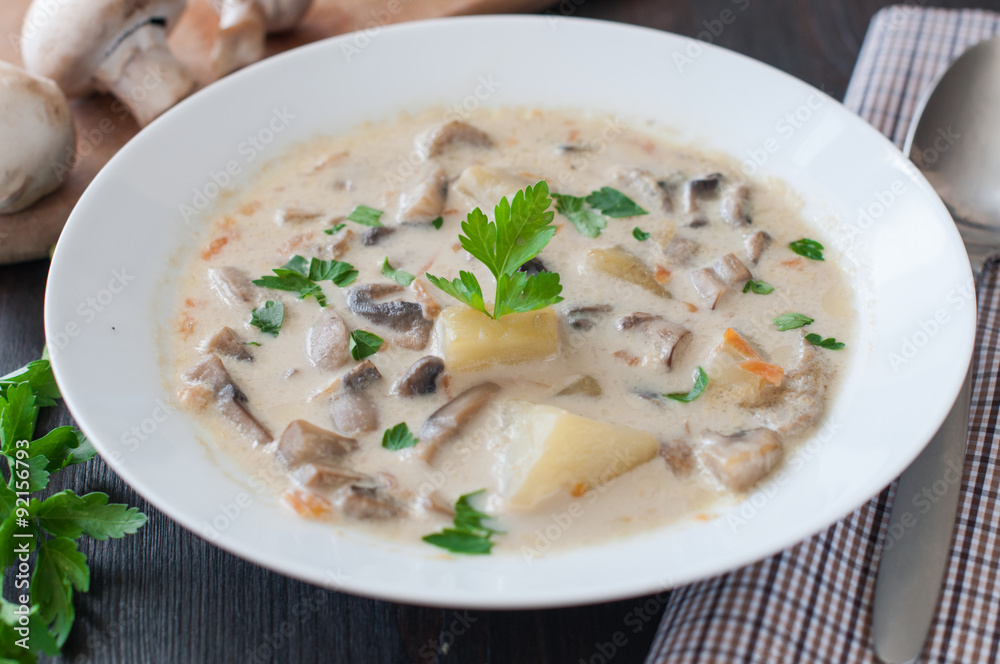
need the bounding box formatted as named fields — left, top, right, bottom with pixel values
left=647, top=7, right=1000, bottom=664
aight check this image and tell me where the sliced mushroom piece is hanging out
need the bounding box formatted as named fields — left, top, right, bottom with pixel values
left=713, top=253, right=753, bottom=288
left=642, top=320, right=692, bottom=370
left=556, top=375, right=602, bottom=397
left=392, top=356, right=445, bottom=396
left=209, top=267, right=257, bottom=307
left=330, top=389, right=379, bottom=435
left=0, top=62, right=76, bottom=214
left=660, top=440, right=695, bottom=478
left=336, top=484, right=404, bottom=520
left=662, top=237, right=700, bottom=265
left=275, top=419, right=357, bottom=467
left=616, top=312, right=658, bottom=331
left=416, top=382, right=501, bottom=462
left=306, top=313, right=351, bottom=371
left=753, top=338, right=829, bottom=435
left=204, top=327, right=253, bottom=361
left=518, top=257, right=548, bottom=277
left=397, top=166, right=448, bottom=225
left=682, top=173, right=722, bottom=213
left=698, top=429, right=783, bottom=492
left=346, top=284, right=434, bottom=350
left=744, top=230, right=771, bottom=264
left=342, top=360, right=382, bottom=391
left=21, top=0, right=196, bottom=127
left=720, top=184, right=752, bottom=227
left=689, top=268, right=727, bottom=310
left=182, top=355, right=271, bottom=444
left=275, top=207, right=322, bottom=224
left=614, top=168, right=673, bottom=213
left=210, top=0, right=314, bottom=77
left=290, top=463, right=364, bottom=491
left=566, top=304, right=612, bottom=331
left=418, top=120, right=493, bottom=159
left=361, top=226, right=396, bottom=246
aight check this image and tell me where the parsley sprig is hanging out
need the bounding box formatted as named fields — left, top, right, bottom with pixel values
left=423, top=490, right=503, bottom=555
left=253, top=255, right=358, bottom=307
left=426, top=182, right=564, bottom=319
left=664, top=367, right=709, bottom=403
left=381, top=423, right=419, bottom=451
left=553, top=186, right=647, bottom=238
left=789, top=238, right=824, bottom=261
left=805, top=333, right=846, bottom=350
left=0, top=355, right=146, bottom=659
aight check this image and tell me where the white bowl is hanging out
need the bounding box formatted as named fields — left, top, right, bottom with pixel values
left=45, top=16, right=974, bottom=608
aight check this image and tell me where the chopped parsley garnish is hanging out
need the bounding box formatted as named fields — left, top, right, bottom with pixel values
left=552, top=193, right=606, bottom=238
left=252, top=255, right=358, bottom=307
left=632, top=227, right=651, bottom=241
left=381, top=422, right=419, bottom=451
left=426, top=181, right=564, bottom=320
left=789, top=238, right=824, bottom=261
left=347, top=205, right=384, bottom=227
left=431, top=216, right=444, bottom=230
left=664, top=367, right=709, bottom=403
left=323, top=223, right=346, bottom=235
left=382, top=258, right=415, bottom=287
left=742, top=279, right=774, bottom=295
left=249, top=300, right=284, bottom=336
left=245, top=341, right=262, bottom=347
left=586, top=187, right=648, bottom=218
left=423, top=490, right=502, bottom=555
left=349, top=329, right=383, bottom=360
left=774, top=313, right=814, bottom=331
left=805, top=333, right=846, bottom=350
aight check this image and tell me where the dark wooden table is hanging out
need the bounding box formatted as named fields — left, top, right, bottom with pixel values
left=3, top=1, right=994, bottom=662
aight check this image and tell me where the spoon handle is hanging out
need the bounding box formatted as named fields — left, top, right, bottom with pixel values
left=872, top=365, right=971, bottom=663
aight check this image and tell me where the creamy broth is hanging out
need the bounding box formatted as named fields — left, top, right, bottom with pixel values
left=167, top=108, right=855, bottom=554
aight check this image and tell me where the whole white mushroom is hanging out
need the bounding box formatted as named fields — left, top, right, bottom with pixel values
left=210, top=0, right=314, bottom=77
left=20, top=0, right=197, bottom=128
left=0, top=61, right=76, bottom=215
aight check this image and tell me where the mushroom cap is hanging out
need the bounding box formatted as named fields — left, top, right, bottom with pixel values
left=0, top=61, right=76, bottom=214
left=20, top=0, right=188, bottom=98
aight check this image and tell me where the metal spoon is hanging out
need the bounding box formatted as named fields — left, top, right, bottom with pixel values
left=871, top=36, right=1000, bottom=664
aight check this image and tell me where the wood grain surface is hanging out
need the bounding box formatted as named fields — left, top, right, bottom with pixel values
left=0, top=0, right=551, bottom=264
left=3, top=1, right=998, bottom=663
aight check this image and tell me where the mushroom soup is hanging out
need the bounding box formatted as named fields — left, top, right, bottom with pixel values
left=168, top=108, right=855, bottom=555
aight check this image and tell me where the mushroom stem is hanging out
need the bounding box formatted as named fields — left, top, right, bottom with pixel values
left=212, top=0, right=268, bottom=77
left=93, top=24, right=196, bottom=127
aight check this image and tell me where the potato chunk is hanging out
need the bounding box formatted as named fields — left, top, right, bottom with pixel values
left=583, top=247, right=671, bottom=298
left=454, top=166, right=533, bottom=209
left=438, top=306, right=558, bottom=371
left=499, top=401, right=658, bottom=508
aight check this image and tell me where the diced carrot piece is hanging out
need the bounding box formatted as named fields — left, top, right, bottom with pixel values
left=570, top=483, right=587, bottom=498
left=654, top=265, right=671, bottom=284
left=200, top=236, right=230, bottom=260
left=240, top=201, right=261, bottom=216
left=719, top=328, right=763, bottom=361
left=412, top=279, right=442, bottom=319
left=177, top=313, right=195, bottom=339
left=506, top=137, right=520, bottom=147
left=781, top=257, right=804, bottom=268
left=613, top=350, right=641, bottom=367
left=567, top=128, right=580, bottom=142
left=737, top=360, right=784, bottom=387
left=281, top=489, right=332, bottom=519
left=684, top=302, right=698, bottom=313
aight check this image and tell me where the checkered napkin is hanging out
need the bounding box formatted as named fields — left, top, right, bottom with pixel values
left=646, top=7, right=1000, bottom=664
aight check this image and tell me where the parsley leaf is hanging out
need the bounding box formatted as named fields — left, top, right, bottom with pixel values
left=431, top=216, right=444, bottom=230
left=553, top=193, right=606, bottom=238
left=789, top=238, right=825, bottom=261
left=664, top=367, right=709, bottom=403
left=250, top=300, right=284, bottom=336
left=0, top=360, right=60, bottom=407
left=323, top=223, right=346, bottom=235
left=423, top=489, right=501, bottom=555
left=805, top=333, right=846, bottom=350
left=347, top=205, right=384, bottom=227
left=427, top=182, right=564, bottom=319
left=349, top=330, right=383, bottom=360
left=743, top=279, right=774, bottom=295
left=35, top=491, right=147, bottom=540
left=381, top=423, right=419, bottom=451
left=633, top=227, right=651, bottom=241
left=382, top=258, right=415, bottom=287
left=0, top=382, right=38, bottom=454
left=253, top=255, right=357, bottom=307
left=31, top=537, right=88, bottom=647
left=586, top=187, right=648, bottom=218
left=774, top=313, right=815, bottom=331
